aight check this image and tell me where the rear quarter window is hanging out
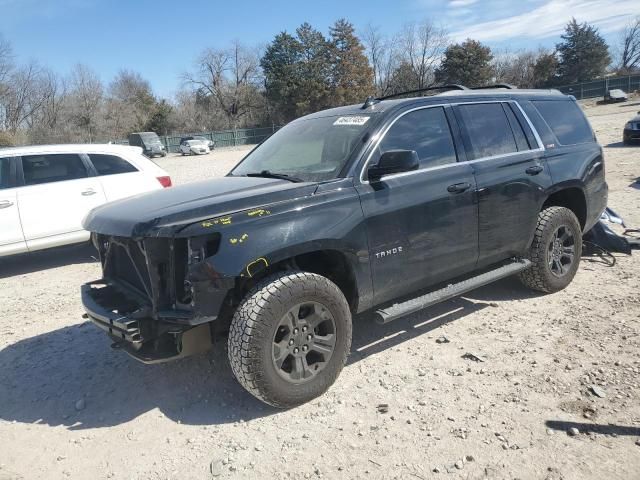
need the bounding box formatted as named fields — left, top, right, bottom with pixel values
left=89, top=153, right=138, bottom=176
left=531, top=100, right=594, bottom=146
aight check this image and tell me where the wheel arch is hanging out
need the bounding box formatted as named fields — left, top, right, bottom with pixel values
left=238, top=246, right=361, bottom=313
left=542, top=184, right=587, bottom=230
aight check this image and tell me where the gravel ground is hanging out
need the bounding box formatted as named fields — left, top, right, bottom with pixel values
left=153, top=146, right=253, bottom=185
left=1, top=101, right=639, bottom=480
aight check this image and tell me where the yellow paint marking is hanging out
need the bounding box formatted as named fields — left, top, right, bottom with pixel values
left=247, top=208, right=271, bottom=217
left=229, top=233, right=249, bottom=245
left=202, top=216, right=232, bottom=228
left=246, top=257, right=269, bottom=277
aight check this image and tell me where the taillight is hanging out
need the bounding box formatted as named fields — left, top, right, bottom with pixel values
left=157, top=176, right=172, bottom=188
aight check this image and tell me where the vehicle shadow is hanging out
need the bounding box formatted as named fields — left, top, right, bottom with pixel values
left=604, top=141, right=633, bottom=149
left=350, top=277, right=540, bottom=363
left=545, top=420, right=640, bottom=436
left=0, top=278, right=538, bottom=430
left=0, top=322, right=273, bottom=430
left=0, top=243, right=98, bottom=279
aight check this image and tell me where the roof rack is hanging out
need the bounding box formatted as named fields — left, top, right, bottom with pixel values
left=360, top=83, right=520, bottom=109
left=379, top=84, right=468, bottom=101
left=470, top=83, right=517, bottom=90
left=361, top=84, right=468, bottom=109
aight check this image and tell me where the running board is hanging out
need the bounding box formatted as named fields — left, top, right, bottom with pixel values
left=374, top=259, right=532, bottom=324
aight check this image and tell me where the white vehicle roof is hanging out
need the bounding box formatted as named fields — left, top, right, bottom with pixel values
left=0, top=143, right=168, bottom=176
left=0, top=144, right=143, bottom=157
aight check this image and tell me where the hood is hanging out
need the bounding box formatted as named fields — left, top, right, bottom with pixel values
left=83, top=176, right=317, bottom=238
left=629, top=114, right=640, bottom=123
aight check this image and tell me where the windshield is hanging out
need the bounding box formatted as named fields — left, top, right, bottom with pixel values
left=231, top=114, right=375, bottom=182
left=187, top=140, right=206, bottom=146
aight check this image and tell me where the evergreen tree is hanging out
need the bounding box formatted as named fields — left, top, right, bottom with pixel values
left=329, top=19, right=374, bottom=105
left=556, top=18, right=610, bottom=83
left=261, top=32, right=303, bottom=122
left=295, top=23, right=332, bottom=115
left=435, top=39, right=493, bottom=86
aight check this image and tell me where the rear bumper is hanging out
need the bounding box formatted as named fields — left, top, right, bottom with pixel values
left=81, top=281, right=212, bottom=363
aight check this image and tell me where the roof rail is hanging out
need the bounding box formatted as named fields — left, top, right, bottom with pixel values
left=377, top=84, right=468, bottom=101
left=470, top=83, right=517, bottom=90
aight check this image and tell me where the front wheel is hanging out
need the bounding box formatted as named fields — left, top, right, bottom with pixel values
left=519, top=206, right=582, bottom=293
left=228, top=271, right=352, bottom=408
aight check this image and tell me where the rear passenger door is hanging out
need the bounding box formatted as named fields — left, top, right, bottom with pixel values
left=453, top=101, right=552, bottom=267
left=17, top=153, right=107, bottom=250
left=86, top=152, right=148, bottom=202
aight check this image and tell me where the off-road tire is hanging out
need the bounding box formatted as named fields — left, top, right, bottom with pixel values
left=519, top=206, right=582, bottom=293
left=228, top=271, right=352, bottom=408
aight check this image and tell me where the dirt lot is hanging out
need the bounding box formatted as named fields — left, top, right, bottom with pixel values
left=1, top=101, right=639, bottom=480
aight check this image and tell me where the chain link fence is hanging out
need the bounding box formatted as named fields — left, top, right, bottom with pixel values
left=556, top=75, right=640, bottom=100
left=114, top=126, right=280, bottom=153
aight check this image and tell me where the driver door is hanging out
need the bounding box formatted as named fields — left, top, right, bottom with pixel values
left=355, top=106, right=479, bottom=305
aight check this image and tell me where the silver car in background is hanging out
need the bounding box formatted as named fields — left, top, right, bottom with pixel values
left=179, top=139, right=210, bottom=156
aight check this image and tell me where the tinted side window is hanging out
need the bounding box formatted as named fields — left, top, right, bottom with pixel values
left=457, top=103, right=518, bottom=160
left=22, top=154, right=88, bottom=186
left=503, top=104, right=532, bottom=151
left=379, top=107, right=457, bottom=169
left=89, top=154, right=138, bottom=176
left=0, top=157, right=13, bottom=190
left=531, top=100, right=593, bottom=145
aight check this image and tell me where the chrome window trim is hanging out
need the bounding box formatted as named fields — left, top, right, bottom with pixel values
left=358, top=100, right=545, bottom=184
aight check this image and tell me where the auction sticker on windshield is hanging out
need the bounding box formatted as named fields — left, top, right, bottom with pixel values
left=333, top=116, right=370, bottom=126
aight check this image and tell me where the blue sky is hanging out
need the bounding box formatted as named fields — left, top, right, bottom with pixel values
left=1, top=0, right=638, bottom=98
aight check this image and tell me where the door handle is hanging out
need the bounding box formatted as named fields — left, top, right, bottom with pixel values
left=0, top=200, right=14, bottom=209
left=81, top=189, right=97, bottom=196
left=447, top=182, right=471, bottom=194
left=525, top=165, right=544, bottom=175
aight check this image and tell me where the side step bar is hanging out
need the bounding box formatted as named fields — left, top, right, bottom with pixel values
left=375, top=259, right=531, bottom=324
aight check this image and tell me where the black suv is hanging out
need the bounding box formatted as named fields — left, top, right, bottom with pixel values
left=82, top=85, right=608, bottom=408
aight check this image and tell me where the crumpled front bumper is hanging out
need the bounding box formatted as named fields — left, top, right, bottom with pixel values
left=81, top=281, right=212, bottom=363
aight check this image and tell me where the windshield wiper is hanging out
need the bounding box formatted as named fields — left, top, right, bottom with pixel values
left=244, top=170, right=303, bottom=183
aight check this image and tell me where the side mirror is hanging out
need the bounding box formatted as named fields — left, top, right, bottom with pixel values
left=368, top=150, right=419, bottom=181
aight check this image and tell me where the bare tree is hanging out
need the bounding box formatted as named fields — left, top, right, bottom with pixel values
left=619, top=17, right=640, bottom=73
left=0, top=35, right=13, bottom=88
left=398, top=20, right=448, bottom=89
left=105, top=70, right=156, bottom=138
left=67, top=64, right=103, bottom=142
left=0, top=61, right=54, bottom=133
left=184, top=41, right=263, bottom=129
left=362, top=24, right=400, bottom=96
left=492, top=48, right=557, bottom=88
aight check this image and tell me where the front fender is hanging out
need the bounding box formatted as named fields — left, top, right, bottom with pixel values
left=179, top=182, right=374, bottom=312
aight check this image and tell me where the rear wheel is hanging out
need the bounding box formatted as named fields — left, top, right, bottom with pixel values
left=519, top=206, right=582, bottom=293
left=228, top=271, right=352, bottom=408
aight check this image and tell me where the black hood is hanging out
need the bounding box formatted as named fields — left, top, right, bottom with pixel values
left=83, top=176, right=317, bottom=238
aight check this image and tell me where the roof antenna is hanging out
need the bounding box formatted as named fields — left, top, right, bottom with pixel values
left=362, top=96, right=378, bottom=109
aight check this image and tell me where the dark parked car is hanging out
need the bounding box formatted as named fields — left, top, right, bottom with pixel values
left=128, top=132, right=167, bottom=158
left=82, top=85, right=607, bottom=408
left=623, top=112, right=640, bottom=145
left=180, top=135, right=215, bottom=151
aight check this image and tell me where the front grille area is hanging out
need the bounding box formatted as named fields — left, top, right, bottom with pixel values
left=105, top=239, right=153, bottom=298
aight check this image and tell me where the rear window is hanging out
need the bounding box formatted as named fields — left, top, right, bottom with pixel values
left=0, top=157, right=12, bottom=190
left=531, top=100, right=593, bottom=145
left=89, top=154, right=138, bottom=176
left=22, top=154, right=88, bottom=186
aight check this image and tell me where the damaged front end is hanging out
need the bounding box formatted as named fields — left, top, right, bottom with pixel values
left=81, top=233, right=234, bottom=363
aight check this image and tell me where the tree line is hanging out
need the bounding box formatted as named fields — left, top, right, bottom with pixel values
left=1, top=16, right=638, bottom=147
